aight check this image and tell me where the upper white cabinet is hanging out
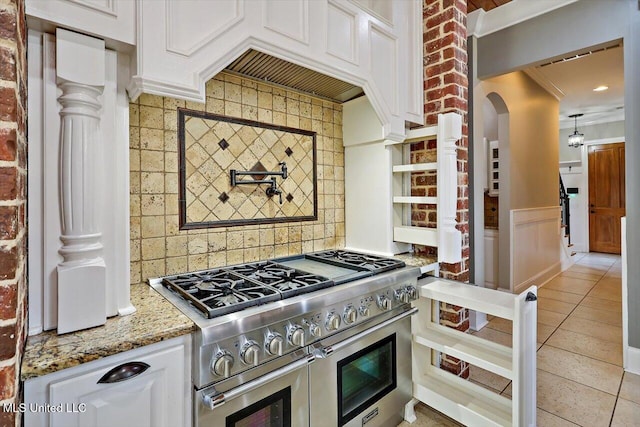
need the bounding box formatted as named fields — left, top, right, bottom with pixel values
left=131, top=0, right=423, bottom=139
left=26, top=0, right=135, bottom=46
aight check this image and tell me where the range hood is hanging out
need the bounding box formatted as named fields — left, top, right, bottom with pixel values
left=225, top=49, right=363, bottom=103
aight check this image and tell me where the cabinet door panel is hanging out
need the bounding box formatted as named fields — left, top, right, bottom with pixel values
left=49, top=346, right=185, bottom=427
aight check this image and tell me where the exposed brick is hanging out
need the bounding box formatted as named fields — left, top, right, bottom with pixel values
left=0, top=87, right=17, bottom=122
left=0, top=247, right=17, bottom=280
left=0, top=9, right=17, bottom=40
left=0, top=408, right=15, bottom=427
left=0, top=168, right=17, bottom=200
left=0, top=324, right=16, bottom=359
left=0, top=364, right=16, bottom=401
left=0, top=128, right=16, bottom=161
left=0, top=284, right=16, bottom=320
left=0, top=46, right=16, bottom=81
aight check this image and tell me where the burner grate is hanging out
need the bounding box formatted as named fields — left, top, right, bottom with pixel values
left=162, top=269, right=280, bottom=318
left=309, top=250, right=405, bottom=273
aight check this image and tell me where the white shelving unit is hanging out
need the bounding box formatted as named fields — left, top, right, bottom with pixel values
left=409, top=278, right=538, bottom=427
left=389, top=113, right=463, bottom=264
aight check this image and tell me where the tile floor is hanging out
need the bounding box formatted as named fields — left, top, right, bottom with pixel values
left=399, top=252, right=640, bottom=426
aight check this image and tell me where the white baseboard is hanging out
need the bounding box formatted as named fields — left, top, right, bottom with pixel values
left=625, top=346, right=640, bottom=375
left=515, top=261, right=561, bottom=294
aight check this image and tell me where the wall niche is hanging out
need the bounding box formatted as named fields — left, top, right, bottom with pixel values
left=179, top=109, right=318, bottom=229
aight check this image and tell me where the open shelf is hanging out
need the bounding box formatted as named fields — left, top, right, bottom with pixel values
left=392, top=162, right=437, bottom=173
left=419, top=279, right=516, bottom=320
left=414, top=370, right=512, bottom=427
left=393, top=196, right=437, bottom=205
left=414, top=325, right=513, bottom=379
left=394, top=226, right=438, bottom=246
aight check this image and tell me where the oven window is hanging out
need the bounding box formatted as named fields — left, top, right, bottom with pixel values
left=226, top=386, right=291, bottom=427
left=337, top=334, right=396, bottom=426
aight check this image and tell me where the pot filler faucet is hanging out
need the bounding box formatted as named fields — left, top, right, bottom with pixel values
left=230, top=162, right=288, bottom=204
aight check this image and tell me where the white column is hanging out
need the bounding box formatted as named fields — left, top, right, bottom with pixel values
left=55, top=29, right=107, bottom=334
left=437, top=112, right=463, bottom=264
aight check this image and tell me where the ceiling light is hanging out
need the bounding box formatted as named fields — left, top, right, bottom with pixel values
left=593, top=85, right=609, bottom=92
left=568, top=114, right=584, bottom=148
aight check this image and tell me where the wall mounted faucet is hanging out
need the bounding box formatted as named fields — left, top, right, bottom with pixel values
left=230, top=162, right=288, bottom=204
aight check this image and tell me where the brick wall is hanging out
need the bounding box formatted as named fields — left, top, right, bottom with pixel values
left=421, top=0, right=470, bottom=378
left=0, top=0, right=27, bottom=425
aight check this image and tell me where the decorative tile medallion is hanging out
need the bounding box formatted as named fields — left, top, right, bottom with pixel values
left=178, top=109, right=318, bottom=229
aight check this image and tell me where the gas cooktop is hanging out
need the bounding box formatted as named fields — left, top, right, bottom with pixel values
left=160, top=250, right=405, bottom=319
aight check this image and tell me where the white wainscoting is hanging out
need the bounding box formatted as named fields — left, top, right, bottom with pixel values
left=510, top=207, right=561, bottom=294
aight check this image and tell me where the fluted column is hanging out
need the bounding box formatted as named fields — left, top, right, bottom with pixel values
left=55, top=29, right=107, bottom=334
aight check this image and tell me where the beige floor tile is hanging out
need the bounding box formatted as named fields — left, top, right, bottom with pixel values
left=568, top=264, right=610, bottom=276
left=605, top=270, right=622, bottom=279
left=598, top=276, right=622, bottom=287
left=537, top=345, right=623, bottom=395
left=538, top=288, right=585, bottom=304
left=468, top=364, right=511, bottom=393
left=471, top=327, right=512, bottom=347
left=486, top=317, right=512, bottom=334
left=537, top=297, right=577, bottom=314
left=536, top=409, right=580, bottom=426
left=579, top=296, right=622, bottom=313
left=537, top=369, right=617, bottom=427
left=572, top=304, right=622, bottom=326
left=543, top=276, right=597, bottom=295
left=619, top=372, right=640, bottom=405
left=560, top=269, right=605, bottom=281
left=588, top=285, right=623, bottom=302
left=611, top=398, right=640, bottom=427
left=547, top=329, right=623, bottom=366
left=538, top=309, right=568, bottom=328
left=501, top=382, right=512, bottom=398
left=538, top=323, right=556, bottom=343
left=560, top=315, right=622, bottom=344
left=397, top=403, right=462, bottom=427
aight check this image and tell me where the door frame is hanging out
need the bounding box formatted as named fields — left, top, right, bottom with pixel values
left=580, top=136, right=626, bottom=252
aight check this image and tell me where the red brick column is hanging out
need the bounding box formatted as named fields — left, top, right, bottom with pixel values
left=417, top=0, right=470, bottom=378
left=0, top=0, right=27, bottom=425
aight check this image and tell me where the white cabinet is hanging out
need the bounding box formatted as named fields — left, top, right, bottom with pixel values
left=24, top=335, right=192, bottom=427
left=26, top=0, right=135, bottom=46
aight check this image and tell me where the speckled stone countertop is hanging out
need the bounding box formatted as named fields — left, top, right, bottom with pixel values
left=21, top=283, right=195, bottom=380
left=394, top=252, right=438, bottom=273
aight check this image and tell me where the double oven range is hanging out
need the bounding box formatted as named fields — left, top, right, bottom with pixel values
left=150, top=250, right=420, bottom=427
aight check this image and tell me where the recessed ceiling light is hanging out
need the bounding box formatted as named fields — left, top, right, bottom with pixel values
left=593, top=85, right=609, bottom=92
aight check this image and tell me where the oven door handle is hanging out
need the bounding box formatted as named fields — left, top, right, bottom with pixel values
left=201, top=353, right=315, bottom=410
left=313, top=307, right=418, bottom=359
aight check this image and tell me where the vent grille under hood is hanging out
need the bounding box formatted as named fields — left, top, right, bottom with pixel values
left=225, top=49, right=363, bottom=103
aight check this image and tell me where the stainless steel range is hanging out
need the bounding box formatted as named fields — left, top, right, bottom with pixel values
left=149, top=250, right=420, bottom=427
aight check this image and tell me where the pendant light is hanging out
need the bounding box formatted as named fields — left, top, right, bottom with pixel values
left=567, top=113, right=584, bottom=147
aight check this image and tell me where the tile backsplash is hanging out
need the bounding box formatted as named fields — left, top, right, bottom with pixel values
left=130, top=72, right=345, bottom=285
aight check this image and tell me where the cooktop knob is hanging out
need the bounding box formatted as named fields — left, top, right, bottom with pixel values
left=240, top=341, right=260, bottom=366
left=211, top=350, right=234, bottom=378
left=325, top=313, right=341, bottom=331
left=288, top=325, right=305, bottom=348
left=265, top=333, right=284, bottom=356
left=309, top=322, right=322, bottom=337
left=405, top=285, right=418, bottom=302
left=394, top=288, right=406, bottom=302
left=377, top=295, right=391, bottom=311
left=359, top=305, right=370, bottom=317
left=343, top=306, right=357, bottom=324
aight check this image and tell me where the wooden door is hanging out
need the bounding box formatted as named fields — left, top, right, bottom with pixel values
left=589, top=142, right=626, bottom=254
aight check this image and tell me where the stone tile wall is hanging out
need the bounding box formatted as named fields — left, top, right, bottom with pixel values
left=0, top=0, right=27, bottom=425
left=129, top=72, right=345, bottom=285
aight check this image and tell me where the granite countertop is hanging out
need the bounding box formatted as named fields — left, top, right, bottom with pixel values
left=21, top=284, right=195, bottom=381
left=394, top=252, right=439, bottom=273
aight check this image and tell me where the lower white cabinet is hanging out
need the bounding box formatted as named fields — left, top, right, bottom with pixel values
left=24, top=335, right=191, bottom=427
